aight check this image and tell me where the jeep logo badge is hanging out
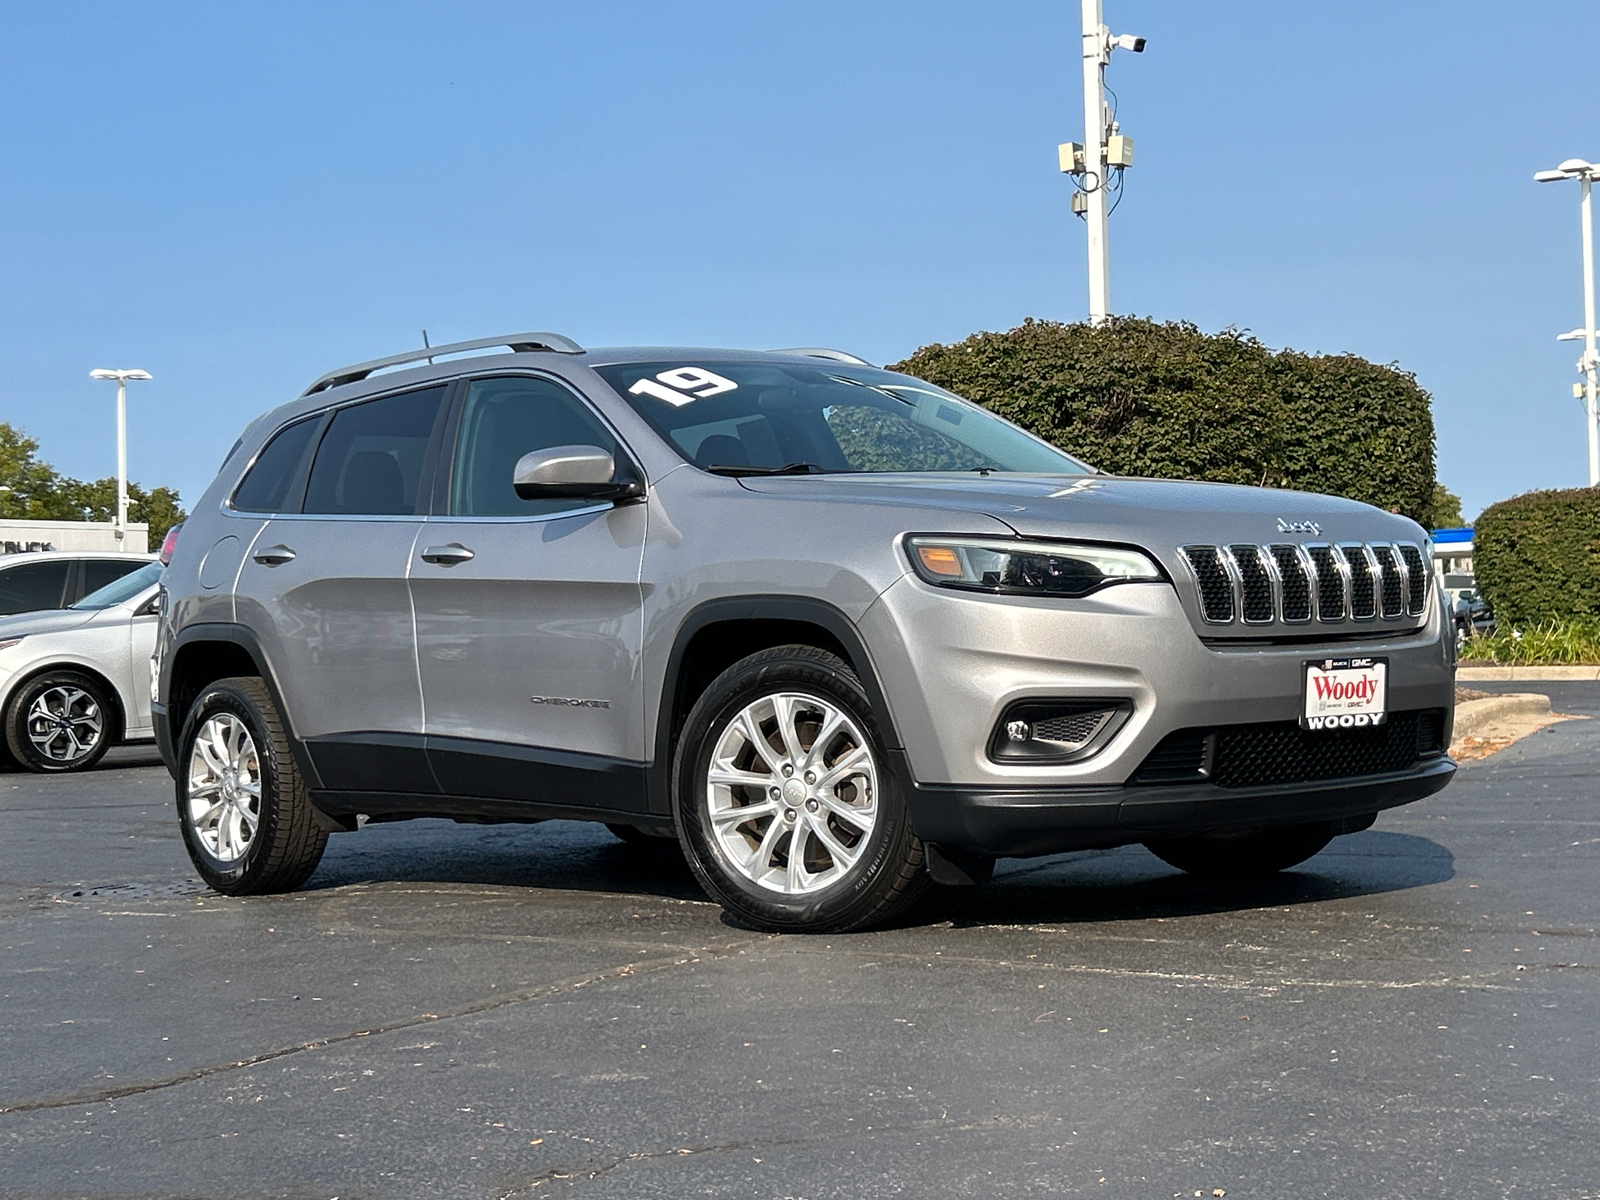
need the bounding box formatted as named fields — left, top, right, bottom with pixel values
left=1276, top=517, right=1323, bottom=536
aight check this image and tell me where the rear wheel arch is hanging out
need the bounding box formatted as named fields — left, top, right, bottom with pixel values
left=165, top=625, right=319, bottom=788
left=167, top=635, right=261, bottom=737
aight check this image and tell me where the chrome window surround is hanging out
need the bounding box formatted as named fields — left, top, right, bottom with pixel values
left=1179, top=541, right=1429, bottom=627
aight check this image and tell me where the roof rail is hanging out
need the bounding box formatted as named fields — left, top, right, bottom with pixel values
left=301, top=331, right=585, bottom=396
left=768, top=347, right=875, bottom=367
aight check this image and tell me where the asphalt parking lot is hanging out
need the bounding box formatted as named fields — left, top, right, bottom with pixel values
left=3, top=694, right=1599, bottom=1200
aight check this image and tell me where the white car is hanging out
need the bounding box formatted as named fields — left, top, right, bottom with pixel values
left=0, top=550, right=155, bottom=615
left=0, top=560, right=164, bottom=772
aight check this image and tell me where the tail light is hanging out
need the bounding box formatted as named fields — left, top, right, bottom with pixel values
left=158, top=523, right=184, bottom=566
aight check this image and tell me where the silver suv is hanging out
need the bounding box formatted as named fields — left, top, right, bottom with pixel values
left=154, top=332, right=1455, bottom=932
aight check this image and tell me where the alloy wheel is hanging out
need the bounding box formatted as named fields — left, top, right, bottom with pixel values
left=704, top=691, right=879, bottom=895
left=186, top=713, right=262, bottom=862
left=26, top=685, right=104, bottom=764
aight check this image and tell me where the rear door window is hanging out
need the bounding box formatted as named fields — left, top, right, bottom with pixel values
left=232, top=415, right=322, bottom=513
left=80, top=558, right=147, bottom=600
left=303, top=386, right=447, bottom=516
left=0, top=560, right=72, bottom=614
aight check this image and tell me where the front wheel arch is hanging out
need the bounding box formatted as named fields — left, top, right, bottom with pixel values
left=652, top=596, right=911, bottom=816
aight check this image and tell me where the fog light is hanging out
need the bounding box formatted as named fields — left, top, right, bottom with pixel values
left=989, top=699, right=1133, bottom=764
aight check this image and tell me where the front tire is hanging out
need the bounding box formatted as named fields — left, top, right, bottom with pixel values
left=176, top=676, right=327, bottom=895
left=674, top=645, right=927, bottom=933
left=1144, top=821, right=1336, bottom=879
left=6, top=670, right=115, bottom=773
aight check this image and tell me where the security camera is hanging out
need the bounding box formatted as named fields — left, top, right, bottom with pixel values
left=1110, top=33, right=1146, bottom=52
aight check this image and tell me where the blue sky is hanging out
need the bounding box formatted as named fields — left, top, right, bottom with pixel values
left=1, top=1, right=1595, bottom=520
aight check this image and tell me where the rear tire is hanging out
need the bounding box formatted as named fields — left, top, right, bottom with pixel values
left=1144, top=821, right=1336, bottom=879
left=6, top=669, right=116, bottom=773
left=673, top=645, right=927, bottom=933
left=176, top=676, right=327, bottom=895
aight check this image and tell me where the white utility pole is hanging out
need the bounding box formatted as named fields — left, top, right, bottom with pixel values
left=1080, top=0, right=1111, bottom=324
left=1066, top=2, right=1143, bottom=326
left=1536, top=160, right=1600, bottom=486
left=88, top=368, right=152, bottom=548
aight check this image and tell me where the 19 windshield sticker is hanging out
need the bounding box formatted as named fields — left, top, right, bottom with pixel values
left=628, top=367, right=738, bottom=406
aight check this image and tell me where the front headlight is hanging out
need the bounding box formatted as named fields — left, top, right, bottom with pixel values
left=0, top=638, right=22, bottom=652
left=906, top=536, right=1164, bottom=598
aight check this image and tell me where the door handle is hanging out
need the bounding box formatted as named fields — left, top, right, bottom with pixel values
left=420, top=543, right=475, bottom=566
left=253, top=544, right=296, bottom=566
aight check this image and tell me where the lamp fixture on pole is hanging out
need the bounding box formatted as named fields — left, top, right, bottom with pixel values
left=88, top=368, right=152, bottom=548
left=1535, top=158, right=1600, bottom=486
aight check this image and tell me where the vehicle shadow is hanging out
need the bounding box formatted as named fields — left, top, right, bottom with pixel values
left=912, top=830, right=1454, bottom=928
left=303, top=818, right=708, bottom=901
left=300, top=820, right=1453, bottom=927
left=0, top=743, right=165, bottom=774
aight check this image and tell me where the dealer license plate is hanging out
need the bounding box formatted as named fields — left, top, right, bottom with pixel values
left=1301, top=657, right=1387, bottom=730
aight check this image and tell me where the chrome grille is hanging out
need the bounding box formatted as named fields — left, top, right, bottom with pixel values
left=1228, top=545, right=1275, bottom=623
left=1398, top=543, right=1428, bottom=613
left=1180, top=540, right=1430, bottom=627
left=1306, top=544, right=1345, bottom=621
left=1371, top=544, right=1405, bottom=618
left=1269, top=544, right=1313, bottom=622
left=1178, top=546, right=1235, bottom=623
left=1343, top=544, right=1377, bottom=619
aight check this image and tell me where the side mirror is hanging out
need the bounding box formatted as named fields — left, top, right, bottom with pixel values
left=512, top=444, right=644, bottom=502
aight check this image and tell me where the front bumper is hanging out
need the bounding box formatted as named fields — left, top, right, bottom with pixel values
left=859, top=574, right=1456, bottom=787
left=904, top=754, right=1454, bottom=858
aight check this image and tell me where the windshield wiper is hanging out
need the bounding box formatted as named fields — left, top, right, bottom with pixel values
left=705, top=462, right=830, bottom=477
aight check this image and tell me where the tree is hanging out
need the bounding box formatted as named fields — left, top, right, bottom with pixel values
left=0, top=422, right=186, bottom=546
left=1430, top=483, right=1464, bottom=529
left=891, top=317, right=1439, bottom=525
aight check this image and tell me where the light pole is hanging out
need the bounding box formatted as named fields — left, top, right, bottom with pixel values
left=88, top=368, right=152, bottom=548
left=1535, top=158, right=1600, bottom=486
left=1061, top=1, right=1143, bottom=325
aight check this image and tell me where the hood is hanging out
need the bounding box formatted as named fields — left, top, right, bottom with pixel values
left=735, top=473, right=1425, bottom=543
left=736, top=473, right=1432, bottom=640
left=0, top=607, right=102, bottom=639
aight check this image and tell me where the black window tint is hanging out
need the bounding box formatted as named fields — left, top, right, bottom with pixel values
left=449, top=377, right=620, bottom=518
left=81, top=558, right=144, bottom=599
left=303, top=386, right=446, bottom=516
left=233, top=415, right=321, bottom=513
left=0, top=560, right=71, bottom=614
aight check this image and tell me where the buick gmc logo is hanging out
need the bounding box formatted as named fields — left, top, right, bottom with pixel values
left=1276, top=517, right=1323, bottom=536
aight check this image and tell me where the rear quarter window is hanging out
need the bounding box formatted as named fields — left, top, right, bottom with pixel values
left=232, top=415, right=322, bottom=513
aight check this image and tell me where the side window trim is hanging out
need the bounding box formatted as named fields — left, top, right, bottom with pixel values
left=436, top=369, right=646, bottom=519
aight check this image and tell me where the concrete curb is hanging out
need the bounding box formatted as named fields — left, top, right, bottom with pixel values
left=1452, top=693, right=1551, bottom=742
left=1457, top=665, right=1600, bottom=681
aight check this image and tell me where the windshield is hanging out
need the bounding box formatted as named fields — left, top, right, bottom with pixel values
left=593, top=361, right=1094, bottom=476
left=73, top=561, right=162, bottom=610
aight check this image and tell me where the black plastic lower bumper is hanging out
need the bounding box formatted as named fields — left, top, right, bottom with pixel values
left=905, top=757, right=1455, bottom=859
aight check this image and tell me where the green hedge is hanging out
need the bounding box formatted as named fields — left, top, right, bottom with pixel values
left=889, top=317, right=1437, bottom=524
left=1473, top=487, right=1600, bottom=625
